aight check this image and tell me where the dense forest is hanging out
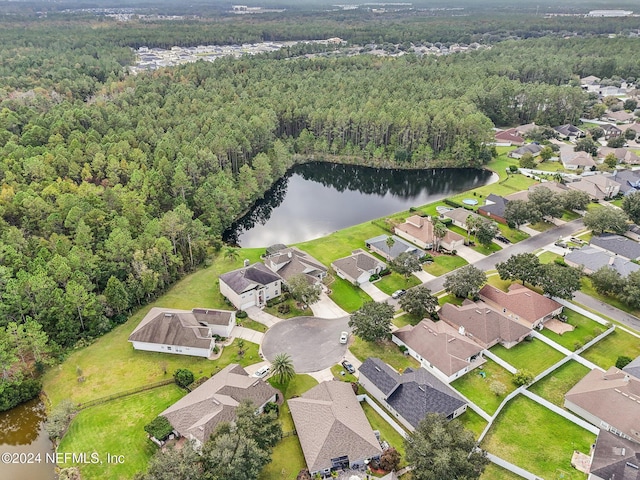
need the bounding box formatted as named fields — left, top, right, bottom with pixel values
left=1, top=10, right=639, bottom=409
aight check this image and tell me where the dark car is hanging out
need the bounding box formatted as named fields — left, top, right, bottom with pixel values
left=341, top=360, right=356, bottom=374
left=496, top=235, right=511, bottom=244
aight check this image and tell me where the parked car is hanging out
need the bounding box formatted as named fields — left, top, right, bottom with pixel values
left=392, top=289, right=406, bottom=299
left=253, top=365, right=271, bottom=378
left=340, top=331, right=349, bottom=344
left=341, top=360, right=356, bottom=374
left=496, top=235, right=511, bottom=244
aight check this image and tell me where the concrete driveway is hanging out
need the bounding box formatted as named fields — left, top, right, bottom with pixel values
left=454, top=245, right=487, bottom=264
left=310, top=291, right=349, bottom=318
left=231, top=326, right=264, bottom=345
left=359, top=281, right=390, bottom=301
left=261, top=316, right=351, bottom=373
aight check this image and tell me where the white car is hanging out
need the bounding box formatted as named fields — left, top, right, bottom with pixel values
left=253, top=365, right=271, bottom=378
left=339, top=331, right=349, bottom=344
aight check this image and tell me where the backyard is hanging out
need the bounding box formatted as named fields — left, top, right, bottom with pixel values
left=581, top=328, right=640, bottom=369
left=361, top=402, right=407, bottom=466
left=451, top=358, right=516, bottom=415
left=456, top=409, right=488, bottom=440
left=528, top=360, right=590, bottom=407
left=539, top=308, right=607, bottom=351
left=481, top=395, right=596, bottom=480
left=489, top=338, right=565, bottom=376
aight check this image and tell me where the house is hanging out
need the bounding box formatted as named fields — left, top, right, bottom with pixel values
left=288, top=381, right=382, bottom=477
left=439, top=300, right=532, bottom=349
left=478, top=194, right=509, bottom=224
left=264, top=245, right=327, bottom=285
left=564, top=367, right=640, bottom=443
left=598, top=147, right=640, bottom=165
left=591, top=234, right=640, bottom=260
left=609, top=169, right=640, bottom=195
left=365, top=234, right=425, bottom=261
left=128, top=307, right=235, bottom=358
left=479, top=283, right=563, bottom=329
left=588, top=431, right=640, bottom=480
left=160, top=364, right=278, bottom=448
left=394, top=215, right=464, bottom=252
left=441, top=208, right=484, bottom=231
left=331, top=249, right=386, bottom=285
left=392, top=318, right=485, bottom=383
left=560, top=146, right=597, bottom=170
left=581, top=75, right=601, bottom=86
left=566, top=175, right=621, bottom=200
left=623, top=355, right=640, bottom=380
left=508, top=143, right=543, bottom=159
left=600, top=123, right=623, bottom=140
left=528, top=181, right=569, bottom=196
left=605, top=110, right=635, bottom=124
left=565, top=246, right=640, bottom=277
left=514, top=122, right=538, bottom=137
left=219, top=262, right=282, bottom=310
left=359, top=358, right=467, bottom=431
left=494, top=128, right=524, bottom=146
left=555, top=124, right=585, bottom=140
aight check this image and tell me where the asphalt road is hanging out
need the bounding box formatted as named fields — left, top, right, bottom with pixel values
left=573, top=291, right=640, bottom=332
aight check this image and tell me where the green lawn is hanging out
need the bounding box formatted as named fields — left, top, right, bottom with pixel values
left=456, top=409, right=488, bottom=440
left=58, top=384, right=185, bottom=480
left=540, top=308, right=606, bottom=351
left=497, top=223, right=529, bottom=243
left=482, top=396, right=595, bottom=480
left=472, top=242, right=502, bottom=255
left=361, top=402, right=407, bottom=465
left=259, top=435, right=306, bottom=480
left=416, top=201, right=450, bottom=218
left=424, top=254, right=468, bottom=276
left=480, top=462, right=527, bottom=480
left=264, top=297, right=312, bottom=319
left=490, top=339, right=565, bottom=376
left=350, top=337, right=419, bottom=372
left=528, top=360, right=590, bottom=407
left=375, top=272, right=420, bottom=295
left=532, top=161, right=566, bottom=173
left=393, top=313, right=423, bottom=328
left=330, top=363, right=358, bottom=383
left=327, top=275, right=372, bottom=312
left=529, top=220, right=556, bottom=232
left=236, top=318, right=268, bottom=333
left=580, top=277, right=640, bottom=318
left=448, top=171, right=536, bottom=206
left=581, top=329, right=640, bottom=369
left=538, top=251, right=562, bottom=264
left=451, top=359, right=516, bottom=415
left=438, top=293, right=464, bottom=306
left=485, top=274, right=513, bottom=292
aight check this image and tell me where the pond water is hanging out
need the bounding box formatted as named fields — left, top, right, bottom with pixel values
left=0, top=399, right=56, bottom=480
left=224, top=162, right=494, bottom=247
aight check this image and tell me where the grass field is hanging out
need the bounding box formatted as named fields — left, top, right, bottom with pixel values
left=581, top=328, right=640, bottom=369
left=473, top=242, right=502, bottom=255
left=375, top=272, right=420, bottom=295
left=482, top=396, right=596, bottom=480
left=350, top=337, right=419, bottom=372
left=327, top=275, right=372, bottom=312
left=480, top=462, right=524, bottom=480
left=528, top=360, right=590, bottom=407
left=424, top=254, right=468, bottom=276
left=451, top=359, right=516, bottom=415
left=393, top=313, right=423, bottom=328
left=537, top=251, right=562, bottom=264
left=540, top=309, right=606, bottom=351
left=58, top=384, right=185, bottom=480
left=236, top=318, right=268, bottom=333
left=361, top=402, right=407, bottom=464
left=497, top=223, right=530, bottom=244
left=490, top=339, right=565, bottom=376
left=456, top=409, right=487, bottom=440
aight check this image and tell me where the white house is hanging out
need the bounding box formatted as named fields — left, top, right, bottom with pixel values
left=219, top=262, right=282, bottom=310
left=331, top=249, right=386, bottom=286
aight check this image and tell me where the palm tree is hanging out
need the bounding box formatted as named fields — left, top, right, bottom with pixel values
left=385, top=236, right=395, bottom=260
left=433, top=221, right=447, bottom=252
left=271, top=352, right=295, bottom=384
left=224, top=247, right=239, bottom=262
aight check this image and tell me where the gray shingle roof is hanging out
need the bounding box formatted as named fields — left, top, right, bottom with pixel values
left=565, top=246, right=640, bottom=277
left=590, top=431, right=640, bottom=480
left=359, top=357, right=402, bottom=396
left=360, top=358, right=466, bottom=429
left=365, top=234, right=425, bottom=260
left=624, top=355, right=640, bottom=380
left=219, top=263, right=281, bottom=294
left=331, top=249, right=386, bottom=282
left=611, top=169, right=640, bottom=193
left=479, top=194, right=508, bottom=218
left=591, top=234, right=640, bottom=260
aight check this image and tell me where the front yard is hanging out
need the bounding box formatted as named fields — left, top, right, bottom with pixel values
left=539, top=308, right=607, bottom=351
left=327, top=275, right=372, bottom=312
left=350, top=337, right=419, bottom=372
left=423, top=254, right=468, bottom=276
left=489, top=338, right=565, bottom=376
left=375, top=271, right=420, bottom=295
left=581, top=328, right=640, bottom=369
left=528, top=360, right=590, bottom=407
left=481, top=395, right=596, bottom=480
left=451, top=358, right=516, bottom=415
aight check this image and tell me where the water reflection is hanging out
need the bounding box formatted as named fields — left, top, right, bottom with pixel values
left=0, top=399, right=47, bottom=446
left=225, top=162, right=492, bottom=247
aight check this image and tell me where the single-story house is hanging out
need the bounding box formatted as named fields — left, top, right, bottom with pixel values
left=478, top=194, right=509, bottom=224
left=161, top=364, right=278, bottom=448
left=528, top=181, right=569, bottom=196
left=394, top=215, right=464, bottom=252
left=564, top=367, right=640, bottom=443
left=580, top=75, right=601, bottom=86
left=264, top=245, right=327, bottom=285
left=624, top=123, right=640, bottom=136
left=588, top=430, right=640, bottom=480
left=288, top=381, right=382, bottom=477
left=439, top=300, right=532, bottom=349
left=441, top=208, right=484, bottom=231
left=560, top=146, right=597, bottom=170
left=623, top=355, right=640, bottom=380
left=598, top=147, right=640, bottom=165
left=555, top=124, right=585, bottom=140
left=331, top=249, right=386, bottom=286
left=605, top=110, right=635, bottom=124
left=514, top=122, right=538, bottom=137
left=600, top=124, right=623, bottom=140
left=365, top=234, right=425, bottom=261
left=128, top=307, right=235, bottom=357
left=479, top=283, right=563, bottom=329
left=591, top=234, right=640, bottom=260
left=565, top=246, right=640, bottom=277
left=610, top=169, right=640, bottom=195
left=359, top=358, right=467, bottom=432
left=494, top=128, right=524, bottom=146
left=566, top=175, right=621, bottom=200
left=219, top=262, right=282, bottom=310
left=508, top=143, right=543, bottom=159
left=392, top=318, right=485, bottom=383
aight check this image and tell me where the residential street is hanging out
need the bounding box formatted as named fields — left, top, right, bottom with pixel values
left=573, top=291, right=640, bottom=332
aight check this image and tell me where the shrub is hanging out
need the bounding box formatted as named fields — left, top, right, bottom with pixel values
left=369, top=274, right=380, bottom=282
left=45, top=399, right=77, bottom=441
left=144, top=416, right=174, bottom=441
left=277, top=303, right=290, bottom=314
left=379, top=268, right=391, bottom=276
left=554, top=257, right=568, bottom=267
left=263, top=402, right=279, bottom=415
left=615, top=356, right=633, bottom=369
left=420, top=254, right=434, bottom=263
left=236, top=310, right=248, bottom=319
left=379, top=447, right=401, bottom=472
left=508, top=165, right=518, bottom=173
left=174, top=369, right=195, bottom=388
left=489, top=381, right=507, bottom=396
left=513, top=369, right=534, bottom=386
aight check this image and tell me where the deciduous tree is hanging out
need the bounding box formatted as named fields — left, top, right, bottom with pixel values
left=348, top=302, right=394, bottom=342
left=584, top=206, right=629, bottom=235
left=444, top=265, right=487, bottom=299
left=496, top=253, right=542, bottom=286
left=399, top=286, right=439, bottom=319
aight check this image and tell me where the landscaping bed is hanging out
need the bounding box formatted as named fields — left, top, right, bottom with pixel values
left=490, top=339, right=565, bottom=376
left=528, top=360, right=590, bottom=407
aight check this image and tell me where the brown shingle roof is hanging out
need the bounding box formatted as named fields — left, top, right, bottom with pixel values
left=161, top=364, right=278, bottom=444
left=395, top=215, right=463, bottom=246
left=265, top=247, right=327, bottom=283
left=393, top=319, right=483, bottom=377
left=565, top=367, right=640, bottom=442
left=479, top=284, right=562, bottom=328
left=289, top=381, right=382, bottom=473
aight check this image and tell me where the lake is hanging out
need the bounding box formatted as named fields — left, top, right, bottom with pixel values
left=0, top=399, right=56, bottom=480
left=224, top=162, right=495, bottom=247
